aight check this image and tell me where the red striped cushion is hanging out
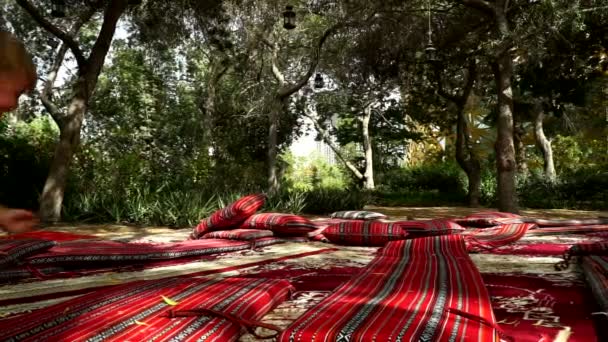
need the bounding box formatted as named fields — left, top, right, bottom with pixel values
left=323, top=221, right=407, bottom=246
left=240, top=213, right=317, bottom=236
left=277, top=235, right=499, bottom=342
left=0, top=277, right=293, bottom=341
left=202, top=229, right=274, bottom=241
left=25, top=239, right=252, bottom=266
left=0, top=239, right=56, bottom=269
left=191, top=193, right=266, bottom=239
left=463, top=223, right=535, bottom=252
left=395, top=219, right=465, bottom=235
left=329, top=210, right=387, bottom=220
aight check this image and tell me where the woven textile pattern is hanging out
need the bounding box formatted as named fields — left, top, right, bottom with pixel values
left=395, top=219, right=465, bottom=235
left=278, top=235, right=498, bottom=342
left=25, top=239, right=253, bottom=266
left=202, top=229, right=274, bottom=241
left=240, top=213, right=317, bottom=236
left=329, top=210, right=387, bottom=220
left=0, top=277, right=293, bottom=341
left=323, top=220, right=407, bottom=246
left=0, top=239, right=56, bottom=269
left=463, top=223, right=536, bottom=252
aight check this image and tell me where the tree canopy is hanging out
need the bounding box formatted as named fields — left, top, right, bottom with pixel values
left=1, top=0, right=606, bottom=222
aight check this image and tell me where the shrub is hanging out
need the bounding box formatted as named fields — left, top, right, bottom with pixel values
left=0, top=117, right=57, bottom=210
left=301, top=188, right=373, bottom=214
left=518, top=167, right=607, bottom=210
left=377, top=162, right=467, bottom=196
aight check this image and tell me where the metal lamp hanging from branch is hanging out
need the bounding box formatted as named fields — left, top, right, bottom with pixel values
left=424, top=0, right=439, bottom=63
left=314, top=73, right=324, bottom=89
left=283, top=5, right=296, bottom=30
left=51, top=0, right=66, bottom=18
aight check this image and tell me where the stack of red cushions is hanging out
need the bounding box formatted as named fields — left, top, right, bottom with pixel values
left=191, top=194, right=318, bottom=240
left=239, top=213, right=317, bottom=236
left=190, top=193, right=267, bottom=239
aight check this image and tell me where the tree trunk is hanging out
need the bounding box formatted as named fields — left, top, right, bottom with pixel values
left=493, top=55, right=518, bottom=212
left=264, top=25, right=338, bottom=195
left=39, top=87, right=87, bottom=221
left=468, top=164, right=482, bottom=207
left=200, top=62, right=228, bottom=153
left=434, top=58, right=479, bottom=206
left=30, top=0, right=127, bottom=222
left=513, top=120, right=528, bottom=175
left=534, top=104, right=556, bottom=181
left=489, top=8, right=518, bottom=213
left=362, top=105, right=374, bottom=190
left=455, top=105, right=481, bottom=207
left=267, top=98, right=281, bottom=195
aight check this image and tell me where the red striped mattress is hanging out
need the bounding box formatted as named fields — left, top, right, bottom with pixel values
left=23, top=237, right=290, bottom=267
left=278, top=235, right=500, bottom=342
left=0, top=276, right=293, bottom=341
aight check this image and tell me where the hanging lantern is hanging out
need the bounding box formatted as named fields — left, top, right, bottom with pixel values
left=425, top=43, right=439, bottom=64
left=283, top=5, right=296, bottom=30
left=314, top=73, right=324, bottom=89
left=51, top=0, right=66, bottom=18
left=47, top=38, right=59, bottom=49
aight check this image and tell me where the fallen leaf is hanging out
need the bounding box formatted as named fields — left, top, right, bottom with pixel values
left=161, top=295, right=179, bottom=306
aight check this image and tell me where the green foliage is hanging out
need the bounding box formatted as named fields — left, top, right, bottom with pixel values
left=479, top=169, right=498, bottom=206
left=518, top=167, right=608, bottom=210
left=281, top=152, right=350, bottom=191
left=372, top=162, right=468, bottom=206
left=300, top=188, right=373, bottom=215
left=377, top=162, right=468, bottom=196
left=0, top=117, right=57, bottom=210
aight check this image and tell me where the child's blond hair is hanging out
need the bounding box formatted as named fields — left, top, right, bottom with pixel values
left=0, top=31, right=37, bottom=92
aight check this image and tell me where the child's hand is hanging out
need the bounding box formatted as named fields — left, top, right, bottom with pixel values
left=0, top=209, right=39, bottom=233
